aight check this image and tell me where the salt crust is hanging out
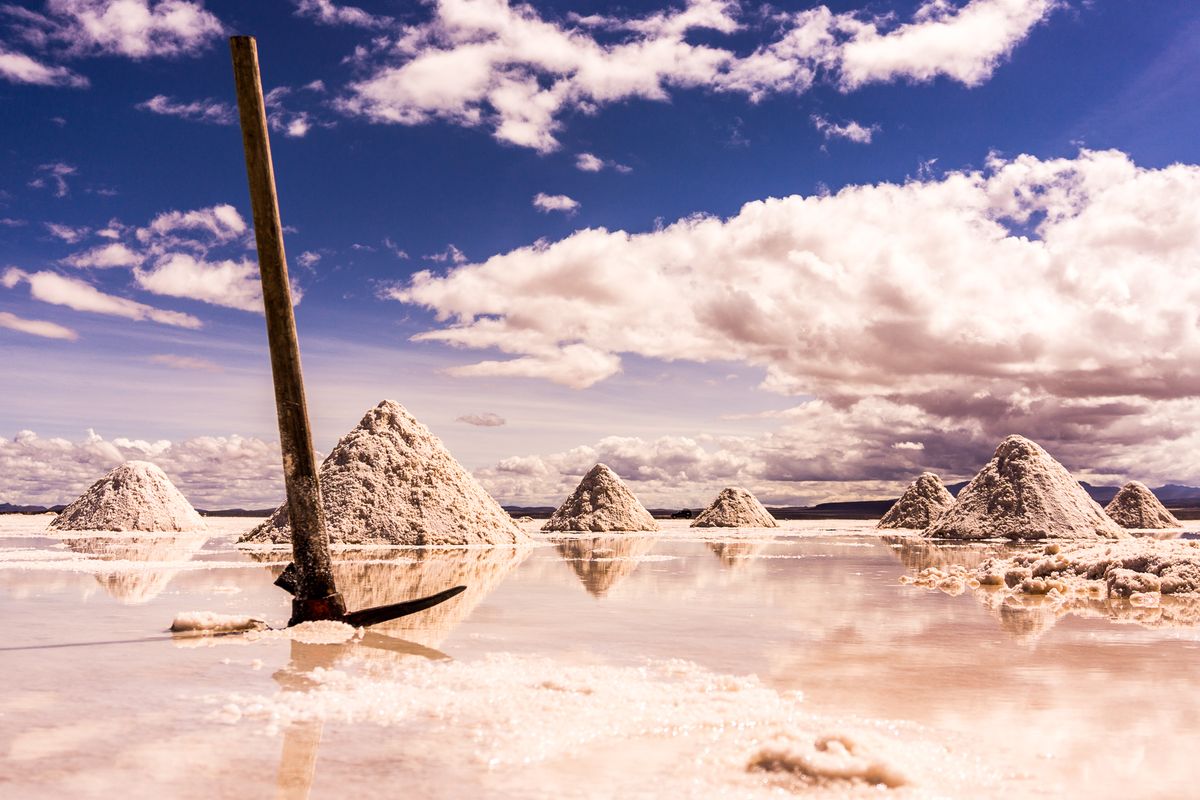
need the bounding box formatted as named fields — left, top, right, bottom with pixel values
left=900, top=538, right=1200, bottom=634
left=542, top=464, right=659, bottom=532
left=1104, top=482, right=1181, bottom=529
left=170, top=612, right=267, bottom=634
left=924, top=435, right=1125, bottom=540
left=876, top=473, right=954, bottom=530
left=212, top=653, right=1000, bottom=796
left=242, top=401, right=526, bottom=546
left=50, top=461, right=205, bottom=533
left=692, top=487, right=778, bottom=528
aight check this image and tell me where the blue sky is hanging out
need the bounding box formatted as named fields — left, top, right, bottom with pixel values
left=3, top=0, right=1200, bottom=508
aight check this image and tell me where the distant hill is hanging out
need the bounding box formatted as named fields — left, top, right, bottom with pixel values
left=8, top=481, right=1200, bottom=520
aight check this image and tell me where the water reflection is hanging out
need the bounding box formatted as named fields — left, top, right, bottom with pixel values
left=258, top=546, right=529, bottom=648
left=554, top=535, right=659, bottom=596
left=62, top=534, right=209, bottom=604
left=273, top=633, right=449, bottom=800
left=706, top=538, right=772, bottom=568
left=887, top=535, right=1200, bottom=639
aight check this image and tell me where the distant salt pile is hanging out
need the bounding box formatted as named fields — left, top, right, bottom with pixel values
left=691, top=487, right=777, bottom=528
left=924, top=435, right=1124, bottom=541
left=242, top=400, right=526, bottom=546
left=1104, top=482, right=1181, bottom=529
left=542, top=464, right=659, bottom=532
left=50, top=461, right=205, bottom=532
left=877, top=472, right=954, bottom=530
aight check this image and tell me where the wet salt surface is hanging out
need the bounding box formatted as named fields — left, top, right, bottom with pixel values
left=1, top=517, right=1199, bottom=798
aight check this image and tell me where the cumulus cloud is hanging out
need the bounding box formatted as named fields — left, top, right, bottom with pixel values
left=0, top=428, right=282, bottom=507
left=133, top=252, right=263, bottom=312
left=0, top=46, right=87, bottom=86
left=335, top=0, right=1057, bottom=151
left=837, top=0, right=1057, bottom=89
left=457, top=412, right=506, bottom=427
left=0, top=310, right=78, bottom=340
left=811, top=114, right=877, bottom=143
left=575, top=152, right=632, bottom=173
left=391, top=149, right=1200, bottom=488
left=136, top=93, right=234, bottom=124
left=532, top=192, right=580, bottom=214
left=7, top=0, right=224, bottom=60
left=293, top=0, right=391, bottom=29
left=62, top=242, right=143, bottom=268
left=3, top=267, right=202, bottom=328
left=137, top=203, right=246, bottom=245
left=44, top=222, right=89, bottom=242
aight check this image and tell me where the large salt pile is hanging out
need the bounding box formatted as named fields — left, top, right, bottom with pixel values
left=877, top=472, right=955, bottom=530
left=242, top=400, right=526, bottom=546
left=1104, top=482, right=1181, bottom=529
left=924, top=435, right=1124, bottom=541
left=542, top=464, right=659, bottom=532
left=691, top=487, right=778, bottom=528
left=50, top=461, right=205, bottom=532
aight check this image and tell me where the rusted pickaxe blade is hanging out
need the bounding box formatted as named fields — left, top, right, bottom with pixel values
left=342, top=585, right=467, bottom=628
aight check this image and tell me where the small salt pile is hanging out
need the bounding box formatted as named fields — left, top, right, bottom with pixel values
left=1104, top=481, right=1181, bottom=529
left=876, top=472, right=954, bottom=530
left=50, top=461, right=205, bottom=532
left=242, top=400, right=527, bottom=546
left=691, top=487, right=777, bottom=528
left=924, top=435, right=1124, bottom=541
left=542, top=464, right=659, bottom=532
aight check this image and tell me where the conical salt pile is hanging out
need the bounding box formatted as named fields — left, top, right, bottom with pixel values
left=877, top=472, right=955, bottom=529
left=542, top=464, right=659, bottom=532
left=691, top=487, right=777, bottom=528
left=241, top=400, right=527, bottom=545
left=50, top=461, right=205, bottom=532
left=924, top=435, right=1125, bottom=541
left=1104, top=481, right=1181, bottom=529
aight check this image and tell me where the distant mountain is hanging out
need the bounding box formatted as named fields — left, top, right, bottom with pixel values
left=0, top=503, right=65, bottom=515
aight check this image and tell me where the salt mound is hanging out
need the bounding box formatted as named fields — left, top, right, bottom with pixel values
left=170, top=611, right=266, bottom=634
left=924, top=435, right=1125, bottom=541
left=241, top=401, right=526, bottom=546
left=691, top=487, right=778, bottom=528
left=542, top=464, right=659, bottom=532
left=1104, top=481, right=1181, bottom=529
left=876, top=472, right=954, bottom=530
left=50, top=461, right=205, bottom=532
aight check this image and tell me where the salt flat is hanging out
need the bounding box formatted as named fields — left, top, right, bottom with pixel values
left=2, top=516, right=1199, bottom=799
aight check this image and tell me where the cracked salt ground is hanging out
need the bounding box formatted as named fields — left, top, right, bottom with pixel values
left=4, top=518, right=1200, bottom=798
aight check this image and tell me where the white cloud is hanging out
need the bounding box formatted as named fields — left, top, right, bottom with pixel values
left=44, top=222, right=89, bottom=242
left=838, top=0, right=1056, bottom=89
left=148, top=353, right=222, bottom=371
left=575, top=151, right=631, bottom=173
left=293, top=0, right=391, bottom=29
left=11, top=0, right=224, bottom=60
left=0, top=46, right=87, bottom=86
left=532, top=192, right=580, bottom=214
left=0, top=310, right=78, bottom=340
left=134, top=253, right=263, bottom=313
left=62, top=242, right=143, bottom=268
left=811, top=114, right=878, bottom=144
left=575, top=153, right=604, bottom=172
left=0, top=428, right=283, bottom=507
left=3, top=267, right=202, bottom=328
left=136, top=93, right=234, bottom=124
left=336, top=0, right=1057, bottom=151
left=390, top=149, right=1200, bottom=482
left=296, top=250, right=322, bottom=268
left=457, top=412, right=506, bottom=427
left=29, top=162, right=76, bottom=197
left=137, top=203, right=246, bottom=246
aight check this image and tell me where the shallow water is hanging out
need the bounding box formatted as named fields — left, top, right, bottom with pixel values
left=2, top=516, right=1199, bottom=798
